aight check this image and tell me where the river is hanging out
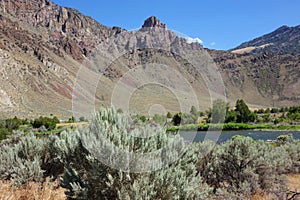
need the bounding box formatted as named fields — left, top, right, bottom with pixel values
left=177, top=130, right=300, bottom=143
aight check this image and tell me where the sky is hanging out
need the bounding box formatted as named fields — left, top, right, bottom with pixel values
left=52, top=0, right=300, bottom=50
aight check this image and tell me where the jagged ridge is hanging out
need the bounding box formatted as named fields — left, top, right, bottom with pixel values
left=233, top=25, right=300, bottom=54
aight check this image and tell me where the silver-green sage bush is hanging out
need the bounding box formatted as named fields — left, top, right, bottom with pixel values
left=61, top=108, right=212, bottom=200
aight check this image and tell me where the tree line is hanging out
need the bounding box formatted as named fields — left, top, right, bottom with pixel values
left=168, top=99, right=300, bottom=126
left=0, top=115, right=87, bottom=140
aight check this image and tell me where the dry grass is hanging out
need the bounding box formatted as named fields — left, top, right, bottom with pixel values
left=56, top=122, right=89, bottom=128
left=251, top=174, right=300, bottom=200
left=252, top=192, right=273, bottom=200
left=231, top=44, right=272, bottom=54
left=287, top=174, right=300, bottom=192
left=0, top=178, right=66, bottom=200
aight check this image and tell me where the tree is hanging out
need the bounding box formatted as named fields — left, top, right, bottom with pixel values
left=287, top=107, right=300, bottom=121
left=139, top=115, right=147, bottom=122
left=225, top=110, right=237, bottom=123
left=79, top=116, right=86, bottom=122
left=31, top=116, right=59, bottom=130
left=248, top=112, right=258, bottom=122
left=271, top=108, right=279, bottom=113
left=211, top=99, right=228, bottom=123
left=166, top=112, right=172, bottom=119
left=265, top=108, right=271, bottom=114
left=153, top=114, right=166, bottom=125
left=68, top=116, right=76, bottom=123
left=190, top=106, right=198, bottom=116
left=199, top=112, right=205, bottom=117
left=116, top=108, right=123, bottom=113
left=189, top=106, right=199, bottom=124
left=235, top=99, right=251, bottom=123
left=5, top=116, right=21, bottom=131
left=172, top=112, right=182, bottom=126
left=262, top=114, right=271, bottom=123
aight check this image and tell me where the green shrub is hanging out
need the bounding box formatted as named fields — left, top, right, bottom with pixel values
left=152, top=114, right=166, bottom=125
left=0, top=132, right=45, bottom=185
left=31, top=116, right=59, bottom=130
left=166, top=112, right=172, bottom=119
left=0, top=107, right=299, bottom=199
left=5, top=116, right=22, bottom=130
left=0, top=130, right=81, bottom=186
left=61, top=108, right=212, bottom=199
left=198, top=136, right=291, bottom=197
left=0, top=127, right=12, bottom=140
left=283, top=140, right=300, bottom=173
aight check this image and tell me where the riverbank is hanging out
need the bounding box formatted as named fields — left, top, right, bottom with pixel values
left=167, top=123, right=300, bottom=132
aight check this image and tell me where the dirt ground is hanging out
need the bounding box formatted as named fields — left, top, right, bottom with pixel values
left=0, top=179, right=66, bottom=200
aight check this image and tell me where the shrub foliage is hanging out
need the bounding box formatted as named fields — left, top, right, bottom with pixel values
left=0, top=108, right=299, bottom=199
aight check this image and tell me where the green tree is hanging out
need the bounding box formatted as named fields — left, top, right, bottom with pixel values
left=139, top=115, right=147, bottom=123
left=262, top=114, right=271, bottom=123
left=68, top=116, right=76, bottom=123
left=190, top=106, right=198, bottom=116
left=287, top=107, right=300, bottom=121
left=211, top=99, right=228, bottom=123
left=172, top=113, right=182, bottom=126
left=31, top=116, right=59, bottom=130
left=116, top=108, right=123, bottom=113
left=190, top=106, right=199, bottom=124
left=5, top=116, right=21, bottom=131
left=265, top=108, right=271, bottom=114
left=79, top=116, right=86, bottom=122
left=199, top=112, right=205, bottom=117
left=256, top=108, right=265, bottom=114
left=235, top=99, right=251, bottom=123
left=248, top=112, right=258, bottom=122
left=271, top=108, right=279, bottom=113
left=166, top=112, right=172, bottom=119
left=225, top=110, right=237, bottom=123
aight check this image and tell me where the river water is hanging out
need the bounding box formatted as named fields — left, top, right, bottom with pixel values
left=177, top=130, right=300, bottom=143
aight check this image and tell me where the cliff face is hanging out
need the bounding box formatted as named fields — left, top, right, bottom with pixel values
left=0, top=0, right=299, bottom=118
left=0, top=0, right=117, bottom=61
left=0, top=0, right=121, bottom=118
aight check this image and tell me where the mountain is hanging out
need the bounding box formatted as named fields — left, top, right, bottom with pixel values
left=232, top=25, right=300, bottom=54
left=0, top=0, right=122, bottom=118
left=0, top=0, right=299, bottom=119
left=210, top=50, right=300, bottom=106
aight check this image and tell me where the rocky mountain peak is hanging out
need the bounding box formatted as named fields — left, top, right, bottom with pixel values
left=142, top=16, right=166, bottom=29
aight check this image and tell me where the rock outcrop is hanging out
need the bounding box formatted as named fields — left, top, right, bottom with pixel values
left=142, top=16, right=167, bottom=29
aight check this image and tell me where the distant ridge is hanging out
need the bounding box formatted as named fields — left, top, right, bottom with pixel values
left=232, top=25, right=300, bottom=54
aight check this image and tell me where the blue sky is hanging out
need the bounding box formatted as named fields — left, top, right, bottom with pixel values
left=52, top=0, right=299, bottom=50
